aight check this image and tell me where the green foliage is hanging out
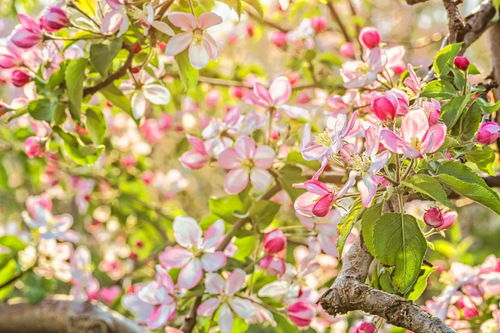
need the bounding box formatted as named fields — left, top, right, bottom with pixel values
left=361, top=203, right=382, bottom=256
left=433, top=43, right=462, bottom=76
left=175, top=50, right=199, bottom=91
left=209, top=195, right=250, bottom=223
left=420, top=80, right=456, bottom=99
left=466, top=146, right=496, bottom=175
left=65, top=58, right=88, bottom=120
left=373, top=213, right=427, bottom=294
left=90, top=38, right=122, bottom=77
left=28, top=98, right=57, bottom=122
left=54, top=127, right=104, bottom=165
left=276, top=165, right=306, bottom=201
left=440, top=94, right=472, bottom=128
left=250, top=200, right=281, bottom=229
left=402, top=174, right=453, bottom=208
left=85, top=107, right=106, bottom=144
left=100, top=84, right=133, bottom=115
left=407, top=266, right=436, bottom=301
left=337, top=199, right=364, bottom=258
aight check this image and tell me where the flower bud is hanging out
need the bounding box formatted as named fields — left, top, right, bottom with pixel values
left=423, top=207, right=444, bottom=228
left=438, top=211, right=457, bottom=230
left=463, top=306, right=479, bottom=319
left=287, top=302, right=315, bottom=327
left=371, top=89, right=408, bottom=121
left=140, top=119, right=164, bottom=144
left=41, top=7, right=69, bottom=32
left=131, top=43, right=142, bottom=54
left=24, top=136, right=45, bottom=158
left=340, top=42, right=355, bottom=58
left=296, top=92, right=311, bottom=104
left=476, top=122, right=500, bottom=145
left=11, top=15, right=42, bottom=49
left=310, top=17, right=327, bottom=33
left=453, top=56, right=469, bottom=71
left=359, top=27, right=381, bottom=49
left=11, top=69, right=31, bottom=87
left=271, top=31, right=287, bottom=49
left=263, top=229, right=287, bottom=254
left=353, top=322, right=376, bottom=333
left=260, top=255, right=286, bottom=276
left=0, top=54, right=17, bottom=69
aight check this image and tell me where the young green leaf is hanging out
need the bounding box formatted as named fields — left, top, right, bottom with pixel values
left=27, top=98, right=56, bottom=122
left=65, top=58, right=88, bottom=120
left=174, top=50, right=199, bottom=91
left=361, top=203, right=382, bottom=256
left=337, top=199, right=364, bottom=258
left=433, top=43, right=462, bottom=76
left=402, top=174, right=453, bottom=209
left=85, top=107, right=106, bottom=144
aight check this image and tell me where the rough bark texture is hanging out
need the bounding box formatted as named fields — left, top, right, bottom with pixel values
left=461, top=0, right=496, bottom=52
left=0, top=297, right=145, bottom=333
left=318, top=239, right=456, bottom=333
left=443, top=0, right=466, bottom=43
left=490, top=20, right=500, bottom=100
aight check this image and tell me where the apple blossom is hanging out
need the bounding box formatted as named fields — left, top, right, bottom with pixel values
left=476, top=122, right=500, bottom=145
left=10, top=14, right=42, bottom=48
left=341, top=47, right=384, bottom=88
left=371, top=89, right=409, bottom=121
left=40, top=7, right=69, bottom=32
left=359, top=27, right=381, bottom=49
left=263, top=229, right=287, bottom=254
left=24, top=137, right=45, bottom=158
left=340, top=42, right=355, bottom=58
left=180, top=135, right=210, bottom=170
left=287, top=301, right=316, bottom=326
left=11, top=69, right=31, bottom=87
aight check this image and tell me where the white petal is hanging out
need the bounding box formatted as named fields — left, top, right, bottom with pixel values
left=231, top=297, right=256, bottom=318
left=143, top=84, right=171, bottom=105
left=189, top=42, right=210, bottom=69
left=132, top=92, right=146, bottom=119
left=173, top=216, right=202, bottom=248
left=218, top=304, right=234, bottom=333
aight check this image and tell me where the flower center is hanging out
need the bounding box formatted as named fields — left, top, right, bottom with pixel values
left=314, top=131, right=333, bottom=147
left=351, top=155, right=371, bottom=172
left=410, top=137, right=422, bottom=150
left=356, top=62, right=370, bottom=73
left=241, top=158, right=255, bottom=170
left=192, top=29, right=204, bottom=44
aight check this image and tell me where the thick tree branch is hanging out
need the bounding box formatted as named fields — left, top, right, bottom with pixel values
left=489, top=20, right=500, bottom=152
left=0, top=297, right=145, bottom=333
left=326, top=0, right=352, bottom=43
left=443, top=0, right=466, bottom=43
left=460, top=0, right=496, bottom=53
left=318, top=238, right=456, bottom=333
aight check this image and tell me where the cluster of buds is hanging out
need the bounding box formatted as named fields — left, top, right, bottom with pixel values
left=260, top=229, right=287, bottom=276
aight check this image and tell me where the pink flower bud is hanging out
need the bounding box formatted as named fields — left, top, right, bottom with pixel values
left=140, top=119, right=164, bottom=144
left=26, top=194, right=52, bottom=217
left=260, top=255, right=286, bottom=276
left=24, top=136, right=45, bottom=158
left=453, top=56, right=469, bottom=71
left=11, top=15, right=42, bottom=49
left=11, top=69, right=31, bottom=87
left=41, top=7, right=69, bottom=32
left=476, top=122, right=500, bottom=145
left=0, top=54, right=17, bottom=69
left=371, top=89, right=408, bottom=121
left=340, top=42, right=355, bottom=58
left=205, top=90, right=221, bottom=107
left=287, top=301, right=315, bottom=327
left=462, top=306, right=479, bottom=319
left=246, top=24, right=255, bottom=37
left=271, top=31, right=287, bottom=49
left=180, top=136, right=209, bottom=170
left=159, top=113, right=172, bottom=131
left=438, top=211, right=457, bottom=230
left=296, top=92, right=311, bottom=104
left=121, top=155, right=136, bottom=168
left=359, top=27, right=381, bottom=49
left=353, top=322, right=376, bottom=333
left=310, top=17, right=327, bottom=33
left=424, top=99, right=441, bottom=125
left=263, top=229, right=287, bottom=254
left=423, top=207, right=444, bottom=228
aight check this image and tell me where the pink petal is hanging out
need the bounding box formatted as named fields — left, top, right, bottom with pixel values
left=189, top=42, right=210, bottom=69
left=197, top=298, right=221, bottom=316
left=218, top=148, right=242, bottom=169
left=218, top=304, right=234, bottom=333
left=235, top=136, right=256, bottom=159
left=101, top=10, right=123, bottom=35
left=202, top=33, right=218, bottom=59
left=421, top=123, right=446, bottom=154
left=269, top=76, right=291, bottom=105
left=202, top=219, right=225, bottom=250
left=369, top=150, right=390, bottom=174
left=358, top=175, right=378, bottom=207
left=279, top=104, right=309, bottom=119
left=197, top=12, right=222, bottom=29
left=204, top=273, right=225, bottom=294
left=230, top=298, right=256, bottom=318
left=178, top=258, right=203, bottom=289
left=253, top=82, right=272, bottom=106
left=336, top=171, right=357, bottom=198
left=401, top=109, right=429, bottom=143
left=173, top=216, right=202, bottom=248
left=380, top=129, right=420, bottom=158
left=253, top=146, right=275, bottom=169
left=294, top=192, right=320, bottom=216
left=312, top=194, right=334, bottom=217
left=365, top=126, right=379, bottom=157
left=167, top=12, right=197, bottom=31
left=165, top=32, right=192, bottom=56
left=225, top=269, right=246, bottom=295
left=159, top=247, right=193, bottom=268
left=148, top=304, right=175, bottom=329
left=250, top=168, right=273, bottom=192
left=131, top=92, right=146, bottom=119
left=224, top=168, right=249, bottom=194
left=201, top=252, right=227, bottom=272
left=296, top=180, right=330, bottom=196
left=143, top=84, right=171, bottom=105
left=151, top=21, right=174, bottom=36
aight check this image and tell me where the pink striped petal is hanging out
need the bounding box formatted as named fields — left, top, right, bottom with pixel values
left=253, top=145, right=275, bottom=169
left=165, top=32, right=192, bottom=56
left=205, top=273, right=225, bottom=294
left=197, top=12, right=222, bottom=29
left=178, top=258, right=202, bottom=289
left=225, top=269, right=246, bottom=295
left=294, top=192, right=319, bottom=216
left=167, top=12, right=197, bottom=31
left=202, top=219, right=225, bottom=250
left=189, top=42, right=210, bottom=69
left=253, top=82, right=272, bottom=106
left=380, top=129, right=419, bottom=158
left=235, top=135, right=256, bottom=158
left=218, top=304, right=234, bottom=333
left=224, top=168, right=249, bottom=194
left=269, top=76, right=291, bottom=105
left=250, top=168, right=273, bottom=192
left=159, top=247, right=193, bottom=268
left=173, top=216, right=202, bottom=248
left=401, top=109, right=428, bottom=143
left=197, top=298, right=221, bottom=316
left=358, top=175, right=378, bottom=207
left=147, top=304, right=175, bottom=329
left=218, top=148, right=242, bottom=169
left=203, top=33, right=218, bottom=59
left=421, top=123, right=446, bottom=154
left=312, top=194, right=334, bottom=217
left=201, top=252, right=227, bottom=272
left=230, top=297, right=256, bottom=318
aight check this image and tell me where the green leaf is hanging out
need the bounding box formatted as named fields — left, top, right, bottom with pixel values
left=402, top=174, right=453, bottom=208
left=440, top=94, right=471, bottom=128
left=0, top=260, right=17, bottom=300
left=0, top=159, right=7, bottom=190
left=276, top=165, right=306, bottom=201
left=54, top=127, right=104, bottom=165
left=209, top=195, right=249, bottom=223
left=457, top=101, right=482, bottom=141
left=433, top=43, right=462, bottom=76
left=407, top=266, right=436, bottom=301
left=437, top=161, right=500, bottom=214
left=233, top=236, right=257, bottom=261
left=475, top=97, right=500, bottom=114
left=373, top=213, right=427, bottom=294
left=337, top=200, right=364, bottom=258
left=286, top=151, right=320, bottom=170
left=100, top=84, right=133, bottom=114
left=361, top=203, right=382, bottom=256
left=65, top=58, right=88, bottom=120
left=378, top=267, right=396, bottom=293
left=90, top=39, right=122, bottom=77
left=174, top=50, right=199, bottom=91
left=0, top=235, right=27, bottom=252
left=27, top=98, right=56, bottom=122
left=85, top=107, right=106, bottom=144
left=249, top=200, right=281, bottom=229
left=466, top=146, right=496, bottom=175
left=420, top=80, right=456, bottom=99
left=242, top=0, right=264, bottom=16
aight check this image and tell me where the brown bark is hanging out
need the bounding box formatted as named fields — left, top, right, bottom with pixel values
left=318, top=238, right=456, bottom=333
left=0, top=297, right=145, bottom=333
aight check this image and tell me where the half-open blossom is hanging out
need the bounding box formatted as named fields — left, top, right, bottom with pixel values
left=12, top=69, right=31, bottom=87
left=263, top=229, right=287, bottom=254
left=371, top=89, right=409, bottom=121
left=218, top=136, right=275, bottom=194
left=180, top=135, right=210, bottom=170
left=260, top=255, right=286, bottom=275
left=287, top=301, right=316, bottom=326
left=166, top=12, right=222, bottom=69
left=10, top=14, right=42, bottom=48
left=40, top=7, right=69, bottom=32
left=353, top=322, right=376, bottom=333
left=424, top=208, right=457, bottom=230
left=310, top=17, right=327, bottom=33
left=293, top=172, right=356, bottom=217
left=476, top=122, right=500, bottom=145
left=341, top=47, right=384, bottom=89
left=197, top=269, right=256, bottom=333
left=405, top=64, right=421, bottom=94
left=271, top=31, right=288, bottom=49
left=359, top=27, right=381, bottom=49
left=24, top=137, right=45, bottom=158
left=245, top=76, right=309, bottom=119
left=159, top=216, right=226, bottom=289
left=380, top=109, right=446, bottom=158
left=101, top=0, right=129, bottom=36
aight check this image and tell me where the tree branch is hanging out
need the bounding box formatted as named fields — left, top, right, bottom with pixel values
left=318, top=238, right=456, bottom=333
left=0, top=296, right=145, bottom=333
left=443, top=0, right=466, bottom=43
left=325, top=0, right=352, bottom=43
left=460, top=0, right=496, bottom=53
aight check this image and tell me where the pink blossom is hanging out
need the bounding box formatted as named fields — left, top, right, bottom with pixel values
left=310, top=17, right=327, bottom=33
left=36, top=239, right=72, bottom=281
left=263, top=229, right=287, bottom=254
left=166, top=12, right=222, bottom=69
left=24, top=137, right=45, bottom=158
left=287, top=301, right=316, bottom=326
left=101, top=0, right=129, bottom=36
left=140, top=119, right=165, bottom=144
left=10, top=14, right=42, bottom=49
left=40, top=7, right=69, bottom=32
left=218, top=136, right=275, bottom=194
left=405, top=64, right=421, bottom=94
left=341, top=47, right=384, bottom=89
left=0, top=54, right=18, bottom=69
left=197, top=269, right=257, bottom=333
left=159, top=217, right=226, bottom=289
left=271, top=31, right=288, bottom=48
left=180, top=136, right=210, bottom=170
left=380, top=109, right=447, bottom=158
left=371, top=89, right=409, bottom=121
left=11, top=69, right=31, bottom=87
left=359, top=27, right=381, bottom=49
left=353, top=322, right=376, bottom=333
left=476, top=122, right=500, bottom=145
left=245, top=76, right=309, bottom=119
left=260, top=255, right=286, bottom=275
left=423, top=207, right=444, bottom=228
left=340, top=42, right=355, bottom=58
